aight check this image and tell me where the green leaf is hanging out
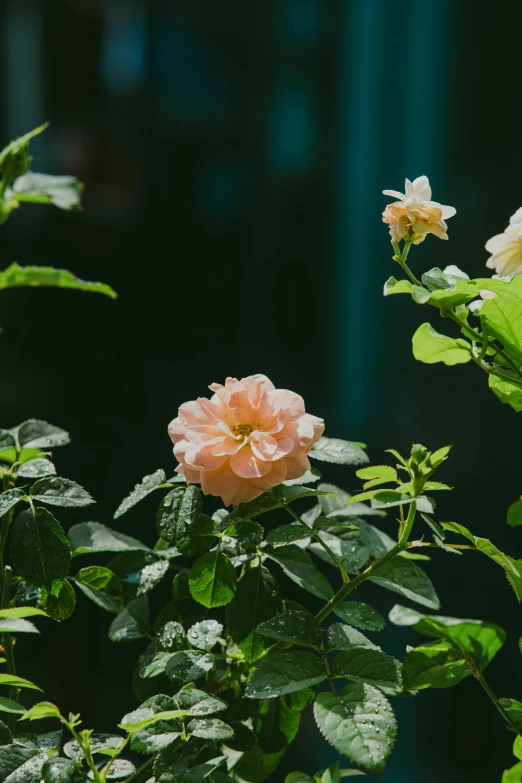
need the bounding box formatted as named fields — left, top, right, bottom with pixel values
left=41, top=579, right=76, bottom=621
left=499, top=698, right=522, bottom=734
left=187, top=718, right=234, bottom=740
left=402, top=639, right=471, bottom=690
left=0, top=122, right=48, bottom=169
left=326, top=623, right=379, bottom=651
left=309, top=532, right=370, bottom=574
left=246, top=650, right=326, bottom=698
left=30, top=477, right=94, bottom=507
left=474, top=538, right=522, bottom=601
left=74, top=566, right=124, bottom=613
left=370, top=557, right=440, bottom=610
left=42, top=757, right=76, bottom=783
left=187, top=619, right=223, bottom=651
left=266, top=524, right=312, bottom=548
left=314, top=684, right=397, bottom=773
left=389, top=605, right=505, bottom=669
left=109, top=596, right=150, bottom=642
left=356, top=465, right=397, bottom=490
left=309, top=438, right=369, bottom=466
left=331, top=648, right=402, bottom=689
left=109, top=551, right=168, bottom=600
left=0, top=617, right=38, bottom=633
left=0, top=263, right=116, bottom=299
left=412, top=323, right=472, bottom=365
left=440, top=521, right=475, bottom=544
left=10, top=507, right=70, bottom=596
left=174, top=684, right=227, bottom=716
left=12, top=171, right=82, bottom=210
left=0, top=490, right=25, bottom=517
left=489, top=374, right=522, bottom=411
left=121, top=707, right=187, bottom=736
left=0, top=607, right=47, bottom=619
left=16, top=459, right=55, bottom=479
left=166, top=650, right=215, bottom=684
left=68, top=521, right=147, bottom=555
left=227, top=565, right=281, bottom=662
left=156, top=486, right=204, bottom=547
left=508, top=498, right=522, bottom=528
left=265, top=545, right=333, bottom=600
left=383, top=275, right=432, bottom=303
left=0, top=698, right=26, bottom=715
left=114, top=469, right=167, bottom=519
left=0, top=674, right=41, bottom=691
left=257, top=610, right=322, bottom=649
left=0, top=743, right=40, bottom=783
left=333, top=602, right=385, bottom=632
left=17, top=420, right=70, bottom=449
left=189, top=550, right=237, bottom=608
left=223, top=485, right=334, bottom=526
left=503, top=761, right=522, bottom=782
left=283, top=468, right=321, bottom=486
left=482, top=295, right=522, bottom=361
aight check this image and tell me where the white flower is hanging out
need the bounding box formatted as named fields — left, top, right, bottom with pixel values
left=485, top=208, right=522, bottom=277
left=382, top=175, right=456, bottom=244
left=468, top=289, right=497, bottom=313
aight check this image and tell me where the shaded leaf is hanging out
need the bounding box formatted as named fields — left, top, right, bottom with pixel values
left=109, top=596, right=150, bottom=642
left=265, top=545, right=333, bottom=600
left=227, top=565, right=281, bottom=662
left=370, top=557, right=440, bottom=610
left=309, top=438, right=369, bottom=466
left=30, top=477, right=93, bottom=508
left=68, top=521, right=147, bottom=556
left=246, top=650, right=326, bottom=698
left=17, top=420, right=70, bottom=449
left=10, top=507, right=70, bottom=596
left=189, top=550, right=237, bottom=608
left=256, top=610, right=322, bottom=649
left=333, top=602, right=385, bottom=632
left=114, top=469, right=167, bottom=519
left=314, top=684, right=397, bottom=773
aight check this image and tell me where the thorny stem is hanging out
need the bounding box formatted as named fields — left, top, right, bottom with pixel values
left=285, top=505, right=350, bottom=584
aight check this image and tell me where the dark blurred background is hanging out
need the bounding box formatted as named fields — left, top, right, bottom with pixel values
left=1, top=0, right=521, bottom=780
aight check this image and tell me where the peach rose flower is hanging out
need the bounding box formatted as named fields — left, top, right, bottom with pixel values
left=168, top=374, right=325, bottom=506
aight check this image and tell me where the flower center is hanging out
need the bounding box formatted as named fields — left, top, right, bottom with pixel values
left=231, top=423, right=253, bottom=440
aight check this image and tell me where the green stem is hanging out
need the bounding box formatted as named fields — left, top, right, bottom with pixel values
left=259, top=503, right=417, bottom=662
left=0, top=509, right=13, bottom=593
left=316, top=501, right=416, bottom=624
left=68, top=726, right=104, bottom=783
left=285, top=506, right=349, bottom=584
left=122, top=757, right=155, bottom=783
left=449, top=312, right=522, bottom=379
left=1, top=567, right=16, bottom=729
left=100, top=736, right=131, bottom=783
left=458, top=645, right=520, bottom=735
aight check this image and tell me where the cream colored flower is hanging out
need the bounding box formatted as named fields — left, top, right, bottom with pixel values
left=468, top=289, right=497, bottom=313
left=382, top=175, right=456, bottom=244
left=485, top=208, right=522, bottom=277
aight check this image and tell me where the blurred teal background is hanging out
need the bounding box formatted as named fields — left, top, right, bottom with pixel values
left=1, top=0, right=522, bottom=780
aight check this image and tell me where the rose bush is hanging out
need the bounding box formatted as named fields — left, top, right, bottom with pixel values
left=1, top=130, right=522, bottom=783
